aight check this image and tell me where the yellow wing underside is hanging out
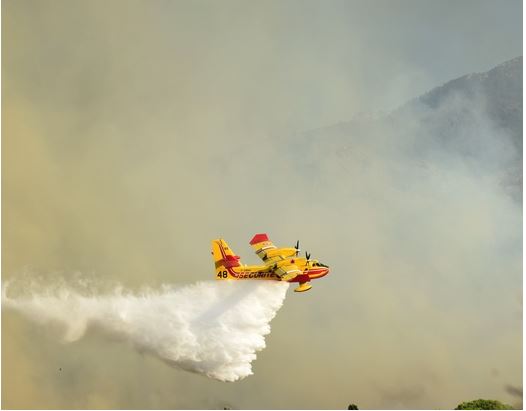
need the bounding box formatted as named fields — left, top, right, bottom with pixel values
left=250, top=238, right=280, bottom=262
left=249, top=234, right=301, bottom=281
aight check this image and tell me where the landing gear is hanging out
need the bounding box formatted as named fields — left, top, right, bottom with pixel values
left=294, top=282, right=312, bottom=292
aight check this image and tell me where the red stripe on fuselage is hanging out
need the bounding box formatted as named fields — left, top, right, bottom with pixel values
left=305, top=268, right=325, bottom=275
left=302, top=268, right=329, bottom=281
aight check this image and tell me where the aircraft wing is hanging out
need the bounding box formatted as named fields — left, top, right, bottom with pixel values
left=249, top=233, right=282, bottom=264
left=274, top=262, right=302, bottom=282
left=249, top=233, right=302, bottom=281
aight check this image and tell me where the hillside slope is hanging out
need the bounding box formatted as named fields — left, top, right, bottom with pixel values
left=289, top=57, right=522, bottom=201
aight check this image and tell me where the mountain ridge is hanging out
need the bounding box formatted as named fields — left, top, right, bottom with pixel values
left=295, top=56, right=522, bottom=201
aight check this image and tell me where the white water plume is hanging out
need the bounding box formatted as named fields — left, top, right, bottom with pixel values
left=2, top=278, right=289, bottom=382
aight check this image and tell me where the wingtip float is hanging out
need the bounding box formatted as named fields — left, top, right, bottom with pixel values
left=211, top=233, right=330, bottom=293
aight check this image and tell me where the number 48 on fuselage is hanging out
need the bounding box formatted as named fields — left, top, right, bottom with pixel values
left=211, top=233, right=329, bottom=293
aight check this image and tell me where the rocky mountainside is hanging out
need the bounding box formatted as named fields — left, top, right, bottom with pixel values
left=398, top=56, right=522, bottom=156
left=295, top=57, right=522, bottom=201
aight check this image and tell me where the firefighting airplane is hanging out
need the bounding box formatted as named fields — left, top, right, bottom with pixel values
left=211, top=233, right=329, bottom=292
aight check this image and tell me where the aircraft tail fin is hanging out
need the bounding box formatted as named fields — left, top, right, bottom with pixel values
left=211, top=239, right=241, bottom=279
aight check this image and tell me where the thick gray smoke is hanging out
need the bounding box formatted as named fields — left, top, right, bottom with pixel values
left=2, top=278, right=289, bottom=382
left=2, top=1, right=521, bottom=408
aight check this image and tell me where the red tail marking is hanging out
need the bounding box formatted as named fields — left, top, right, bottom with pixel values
left=223, top=254, right=241, bottom=268
left=217, top=241, right=240, bottom=268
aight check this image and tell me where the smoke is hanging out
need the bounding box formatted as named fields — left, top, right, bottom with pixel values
left=2, top=1, right=522, bottom=408
left=2, top=277, right=289, bottom=382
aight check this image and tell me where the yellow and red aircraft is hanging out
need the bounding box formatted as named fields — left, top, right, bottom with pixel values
left=211, top=233, right=329, bottom=292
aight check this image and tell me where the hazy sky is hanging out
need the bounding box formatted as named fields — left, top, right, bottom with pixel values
left=2, top=0, right=522, bottom=136
left=2, top=0, right=522, bottom=409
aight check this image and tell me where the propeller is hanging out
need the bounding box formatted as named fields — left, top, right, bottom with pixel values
left=294, top=240, right=300, bottom=256
left=305, top=251, right=311, bottom=261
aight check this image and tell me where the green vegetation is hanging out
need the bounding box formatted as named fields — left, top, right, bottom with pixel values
left=343, top=398, right=515, bottom=409
left=455, top=399, right=513, bottom=410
